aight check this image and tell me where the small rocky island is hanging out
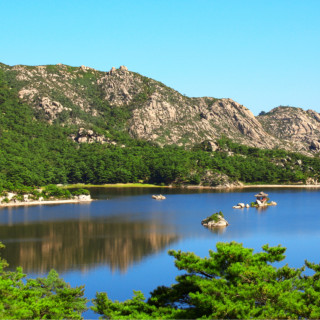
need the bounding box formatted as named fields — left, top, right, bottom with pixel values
left=152, top=194, right=166, bottom=200
left=252, top=191, right=277, bottom=207
left=233, top=191, right=277, bottom=209
left=201, top=212, right=229, bottom=228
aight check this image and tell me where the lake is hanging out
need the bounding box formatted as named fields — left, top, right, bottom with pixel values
left=0, top=187, right=320, bottom=318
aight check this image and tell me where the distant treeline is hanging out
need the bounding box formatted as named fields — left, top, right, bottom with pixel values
left=0, top=70, right=319, bottom=191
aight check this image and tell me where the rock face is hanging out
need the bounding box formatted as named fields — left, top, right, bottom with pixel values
left=1, top=62, right=320, bottom=154
left=199, top=170, right=243, bottom=188
left=70, top=128, right=108, bottom=144
left=129, top=95, right=280, bottom=149
left=258, top=107, right=320, bottom=154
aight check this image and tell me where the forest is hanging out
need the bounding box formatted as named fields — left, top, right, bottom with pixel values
left=1, top=69, right=320, bottom=193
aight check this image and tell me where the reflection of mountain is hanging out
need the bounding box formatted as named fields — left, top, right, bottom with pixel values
left=0, top=219, right=179, bottom=273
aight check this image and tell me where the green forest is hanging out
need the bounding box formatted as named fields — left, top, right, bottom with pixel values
left=1, top=69, right=320, bottom=193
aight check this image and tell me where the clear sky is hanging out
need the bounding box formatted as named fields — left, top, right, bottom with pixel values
left=1, top=0, right=320, bottom=115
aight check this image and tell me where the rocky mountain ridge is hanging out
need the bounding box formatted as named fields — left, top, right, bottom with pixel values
left=1, top=62, right=319, bottom=155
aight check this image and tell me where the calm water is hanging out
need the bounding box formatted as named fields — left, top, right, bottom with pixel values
left=0, top=187, right=320, bottom=318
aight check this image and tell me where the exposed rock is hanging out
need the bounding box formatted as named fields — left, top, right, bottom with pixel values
left=201, top=213, right=228, bottom=228
left=306, top=177, right=319, bottom=185
left=310, top=140, right=320, bottom=150
left=233, top=203, right=246, bottom=209
left=19, top=88, right=39, bottom=100
left=71, top=128, right=108, bottom=144
left=38, top=97, right=72, bottom=122
left=199, top=170, right=242, bottom=188
left=152, top=194, right=166, bottom=200
left=109, top=66, right=117, bottom=74
left=2, top=62, right=320, bottom=155
left=258, top=107, right=320, bottom=154
left=7, top=193, right=15, bottom=200
left=76, top=194, right=92, bottom=201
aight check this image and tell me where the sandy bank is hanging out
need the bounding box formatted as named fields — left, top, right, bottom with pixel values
left=183, top=184, right=320, bottom=190
left=239, top=184, right=320, bottom=189
left=0, top=199, right=93, bottom=208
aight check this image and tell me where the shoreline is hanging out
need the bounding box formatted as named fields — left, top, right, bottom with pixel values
left=0, top=199, right=93, bottom=208
left=239, top=184, right=320, bottom=189
left=63, top=183, right=165, bottom=189
left=184, top=184, right=320, bottom=189
left=64, top=182, right=320, bottom=190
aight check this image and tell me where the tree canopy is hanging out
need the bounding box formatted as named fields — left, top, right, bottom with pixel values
left=0, top=243, right=87, bottom=319
left=92, top=242, right=320, bottom=319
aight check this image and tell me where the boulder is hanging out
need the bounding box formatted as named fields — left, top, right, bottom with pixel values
left=109, top=67, right=116, bottom=74
left=152, top=194, right=166, bottom=200
left=310, top=140, right=320, bottom=150
left=7, top=193, right=15, bottom=200
left=119, top=65, right=128, bottom=71
left=77, top=194, right=92, bottom=201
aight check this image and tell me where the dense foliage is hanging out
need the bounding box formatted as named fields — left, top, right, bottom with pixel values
left=1, top=69, right=320, bottom=192
left=92, top=242, right=320, bottom=319
left=1, top=238, right=320, bottom=319
left=0, top=243, right=87, bottom=319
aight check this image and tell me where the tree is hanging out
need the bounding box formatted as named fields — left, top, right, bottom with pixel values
left=0, top=243, right=87, bottom=319
left=92, top=241, right=320, bottom=319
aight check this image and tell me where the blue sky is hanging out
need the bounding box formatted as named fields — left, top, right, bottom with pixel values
left=1, top=0, right=320, bottom=115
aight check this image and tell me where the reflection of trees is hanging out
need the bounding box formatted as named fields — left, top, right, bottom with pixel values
left=0, top=219, right=179, bottom=273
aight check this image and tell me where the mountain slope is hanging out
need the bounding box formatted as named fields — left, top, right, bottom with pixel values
left=257, top=106, right=320, bottom=153
left=1, top=62, right=320, bottom=156
left=0, top=63, right=280, bottom=150
left=1, top=64, right=320, bottom=189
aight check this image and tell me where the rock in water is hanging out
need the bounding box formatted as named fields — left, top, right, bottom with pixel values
left=201, top=213, right=229, bottom=228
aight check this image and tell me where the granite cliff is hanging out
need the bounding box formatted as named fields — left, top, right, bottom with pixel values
left=1, top=62, right=319, bottom=155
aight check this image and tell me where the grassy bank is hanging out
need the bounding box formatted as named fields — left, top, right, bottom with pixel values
left=63, top=183, right=167, bottom=189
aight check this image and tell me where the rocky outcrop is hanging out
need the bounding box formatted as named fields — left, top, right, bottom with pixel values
left=1, top=62, right=320, bottom=155
left=38, top=97, right=72, bottom=122
left=152, top=194, right=166, bottom=200
left=128, top=95, right=280, bottom=149
left=201, top=213, right=228, bottom=228
left=257, top=107, right=320, bottom=154
left=70, top=128, right=108, bottom=144
left=199, top=170, right=243, bottom=188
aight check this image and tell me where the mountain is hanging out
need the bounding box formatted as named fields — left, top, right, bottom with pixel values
left=1, top=62, right=320, bottom=189
left=2, top=62, right=319, bottom=154
left=257, top=106, right=320, bottom=153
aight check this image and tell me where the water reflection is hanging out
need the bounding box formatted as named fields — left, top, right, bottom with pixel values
left=204, top=226, right=227, bottom=235
left=0, top=218, right=179, bottom=273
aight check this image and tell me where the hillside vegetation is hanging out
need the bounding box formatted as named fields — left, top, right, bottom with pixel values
left=1, top=64, right=320, bottom=191
left=2, top=62, right=320, bottom=154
